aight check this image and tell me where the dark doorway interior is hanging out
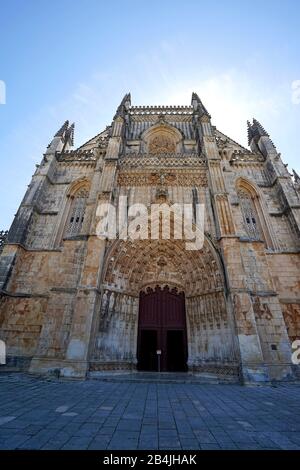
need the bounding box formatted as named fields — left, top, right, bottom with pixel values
left=167, top=330, right=186, bottom=372
left=137, top=286, right=187, bottom=372
left=139, top=330, right=157, bottom=371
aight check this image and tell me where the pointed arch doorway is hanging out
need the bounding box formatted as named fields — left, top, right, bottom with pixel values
left=93, top=238, right=238, bottom=378
left=137, top=285, right=188, bottom=372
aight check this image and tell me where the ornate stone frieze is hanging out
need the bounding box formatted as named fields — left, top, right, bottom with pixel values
left=119, top=153, right=206, bottom=169
left=117, top=169, right=207, bottom=187
left=229, top=151, right=264, bottom=164
left=56, top=150, right=97, bottom=163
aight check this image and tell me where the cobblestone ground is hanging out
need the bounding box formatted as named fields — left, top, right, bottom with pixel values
left=0, top=373, right=300, bottom=450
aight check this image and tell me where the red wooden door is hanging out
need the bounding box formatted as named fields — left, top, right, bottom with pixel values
left=137, top=286, right=187, bottom=372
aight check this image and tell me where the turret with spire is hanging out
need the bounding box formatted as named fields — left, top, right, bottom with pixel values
left=191, top=92, right=213, bottom=157
left=106, top=93, right=131, bottom=158
left=247, top=118, right=278, bottom=157
left=247, top=118, right=300, bottom=234
left=46, top=120, right=75, bottom=154
left=54, top=120, right=69, bottom=137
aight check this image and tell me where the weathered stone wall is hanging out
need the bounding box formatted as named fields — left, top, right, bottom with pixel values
left=282, top=303, right=300, bottom=343
left=186, top=291, right=237, bottom=367
left=0, top=295, right=48, bottom=367
left=92, top=290, right=138, bottom=366
left=266, top=253, right=300, bottom=344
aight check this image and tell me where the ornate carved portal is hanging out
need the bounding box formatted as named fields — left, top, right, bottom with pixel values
left=91, top=238, right=239, bottom=377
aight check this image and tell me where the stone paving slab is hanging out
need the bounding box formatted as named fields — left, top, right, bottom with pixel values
left=0, top=373, right=299, bottom=450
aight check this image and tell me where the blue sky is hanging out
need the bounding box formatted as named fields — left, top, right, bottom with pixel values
left=0, top=0, right=299, bottom=229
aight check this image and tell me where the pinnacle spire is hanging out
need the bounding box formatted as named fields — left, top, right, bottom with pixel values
left=114, top=92, right=131, bottom=119
left=247, top=118, right=270, bottom=145
left=54, top=120, right=69, bottom=137
left=65, top=122, right=75, bottom=147
left=191, top=92, right=210, bottom=118
left=247, top=120, right=253, bottom=145
left=191, top=92, right=200, bottom=103
left=48, top=121, right=74, bottom=153
left=252, top=118, right=269, bottom=138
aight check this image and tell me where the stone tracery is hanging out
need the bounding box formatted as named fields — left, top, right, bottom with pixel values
left=64, top=187, right=89, bottom=237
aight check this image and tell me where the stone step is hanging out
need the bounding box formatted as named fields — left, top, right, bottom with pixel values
left=88, top=371, right=239, bottom=384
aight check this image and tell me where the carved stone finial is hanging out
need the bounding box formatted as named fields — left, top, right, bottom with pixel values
left=156, top=113, right=166, bottom=124
left=293, top=169, right=300, bottom=183
left=247, top=120, right=253, bottom=145
left=65, top=123, right=75, bottom=147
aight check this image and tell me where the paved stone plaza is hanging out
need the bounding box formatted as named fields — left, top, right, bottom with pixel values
left=0, top=373, right=300, bottom=450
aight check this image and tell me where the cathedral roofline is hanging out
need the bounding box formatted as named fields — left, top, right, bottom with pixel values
left=129, top=105, right=193, bottom=115
left=214, top=128, right=251, bottom=154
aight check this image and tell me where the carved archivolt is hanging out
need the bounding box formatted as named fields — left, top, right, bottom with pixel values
left=67, top=178, right=90, bottom=197
left=102, top=238, right=224, bottom=297
left=93, top=238, right=238, bottom=367
left=142, top=123, right=183, bottom=155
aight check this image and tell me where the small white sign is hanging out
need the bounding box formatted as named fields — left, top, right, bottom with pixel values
left=156, top=350, right=162, bottom=355
left=0, top=340, right=6, bottom=364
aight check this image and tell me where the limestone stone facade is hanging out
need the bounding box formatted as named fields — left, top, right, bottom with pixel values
left=0, top=93, right=299, bottom=383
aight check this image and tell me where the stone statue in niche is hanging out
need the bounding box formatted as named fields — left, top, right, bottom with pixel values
left=149, top=134, right=176, bottom=154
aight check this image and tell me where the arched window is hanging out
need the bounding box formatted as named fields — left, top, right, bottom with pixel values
left=141, top=122, right=183, bottom=155
left=64, top=187, right=89, bottom=237
left=236, top=179, right=277, bottom=250
left=237, top=187, right=263, bottom=241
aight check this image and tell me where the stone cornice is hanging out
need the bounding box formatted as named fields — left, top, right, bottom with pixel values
left=0, top=290, right=49, bottom=299
left=129, top=105, right=193, bottom=115
left=56, top=150, right=98, bottom=163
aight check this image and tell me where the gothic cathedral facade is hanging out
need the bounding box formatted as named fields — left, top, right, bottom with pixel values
left=0, top=93, right=299, bottom=383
